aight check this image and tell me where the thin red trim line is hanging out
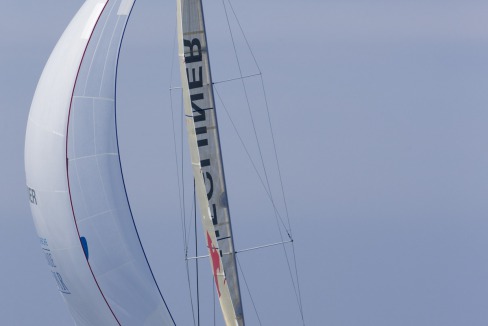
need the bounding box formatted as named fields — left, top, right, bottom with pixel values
left=65, top=2, right=121, bottom=325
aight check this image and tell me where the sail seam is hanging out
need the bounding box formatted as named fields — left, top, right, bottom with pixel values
left=68, top=153, right=119, bottom=161
left=73, top=95, right=114, bottom=101
left=65, top=2, right=122, bottom=325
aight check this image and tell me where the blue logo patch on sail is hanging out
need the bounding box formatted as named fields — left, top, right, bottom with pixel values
left=80, top=236, right=89, bottom=260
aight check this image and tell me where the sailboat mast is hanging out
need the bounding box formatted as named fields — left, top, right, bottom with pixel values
left=176, top=0, right=245, bottom=325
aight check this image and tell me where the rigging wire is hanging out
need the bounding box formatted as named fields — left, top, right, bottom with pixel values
left=214, top=84, right=305, bottom=324
left=186, top=239, right=293, bottom=260
left=184, top=255, right=197, bottom=326
left=169, top=23, right=197, bottom=326
left=214, top=84, right=304, bottom=318
left=171, top=0, right=306, bottom=323
left=220, top=0, right=273, bottom=197
left=170, top=92, right=197, bottom=326
left=236, top=256, right=262, bottom=326
left=225, top=0, right=292, bottom=233
left=212, top=276, right=216, bottom=326
left=231, top=0, right=305, bottom=318
left=213, top=87, right=291, bottom=236
left=220, top=0, right=306, bottom=323
left=219, top=0, right=296, bottom=261
left=194, top=179, right=201, bottom=326
left=212, top=73, right=261, bottom=85
left=168, top=10, right=186, bottom=268
left=225, top=4, right=306, bottom=316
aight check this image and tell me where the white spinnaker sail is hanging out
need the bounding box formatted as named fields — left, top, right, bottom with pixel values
left=25, top=0, right=174, bottom=325
left=177, top=0, right=244, bottom=325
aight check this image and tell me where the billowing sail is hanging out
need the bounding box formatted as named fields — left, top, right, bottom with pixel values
left=177, top=0, right=245, bottom=325
left=25, top=0, right=175, bottom=324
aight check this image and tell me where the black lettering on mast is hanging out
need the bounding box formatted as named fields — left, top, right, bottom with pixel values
left=191, top=94, right=212, bottom=148
left=187, top=67, right=203, bottom=90
left=201, top=159, right=210, bottom=167
left=211, top=204, right=218, bottom=226
left=191, top=93, right=206, bottom=122
left=204, top=172, right=213, bottom=200
left=198, top=139, right=208, bottom=147
left=183, top=38, right=202, bottom=63
left=196, top=125, right=208, bottom=147
left=196, top=126, right=207, bottom=134
left=184, top=37, right=223, bottom=236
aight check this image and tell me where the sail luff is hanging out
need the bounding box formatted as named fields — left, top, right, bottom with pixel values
left=176, top=0, right=244, bottom=325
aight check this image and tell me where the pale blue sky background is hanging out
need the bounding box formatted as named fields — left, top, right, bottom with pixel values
left=2, top=0, right=488, bottom=325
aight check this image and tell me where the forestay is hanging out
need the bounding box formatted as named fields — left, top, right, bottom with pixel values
left=25, top=0, right=174, bottom=324
left=176, top=0, right=245, bottom=325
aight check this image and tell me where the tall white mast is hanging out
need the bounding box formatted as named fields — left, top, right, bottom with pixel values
left=176, top=0, right=245, bottom=325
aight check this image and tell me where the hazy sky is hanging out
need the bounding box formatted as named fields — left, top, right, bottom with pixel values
left=2, top=0, right=488, bottom=325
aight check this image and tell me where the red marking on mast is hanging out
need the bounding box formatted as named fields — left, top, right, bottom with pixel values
left=207, top=231, right=222, bottom=297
